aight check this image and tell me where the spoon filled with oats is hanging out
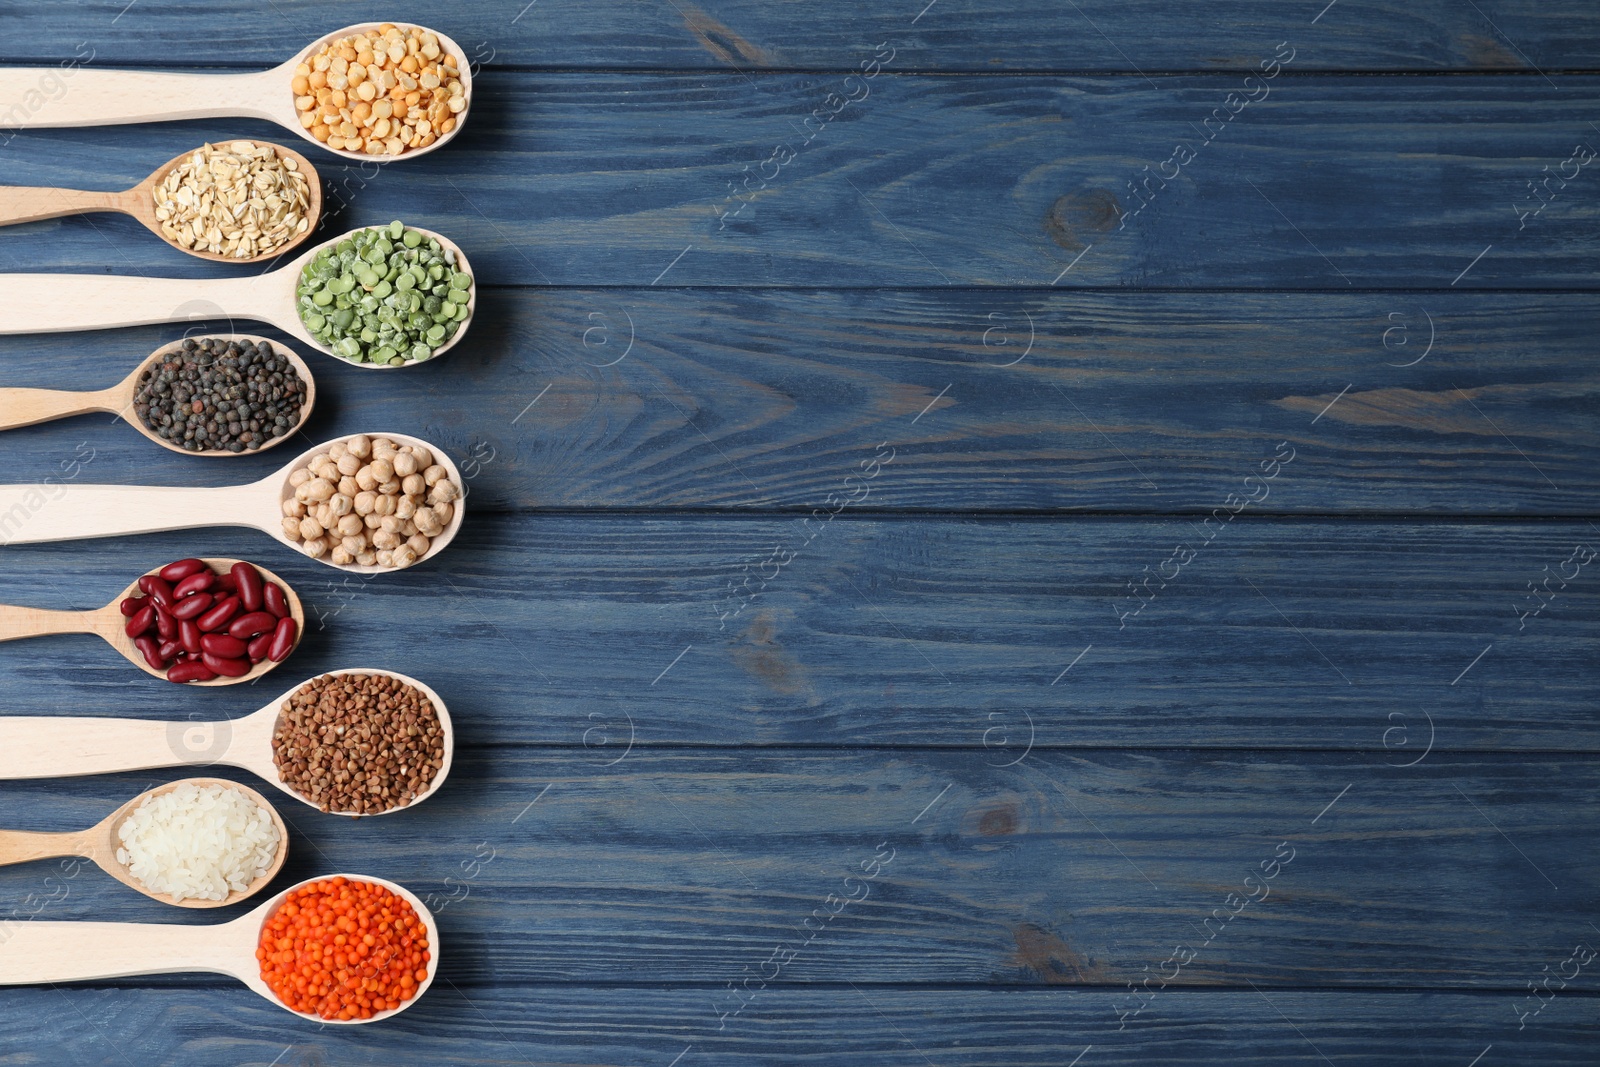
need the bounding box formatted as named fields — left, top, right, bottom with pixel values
left=0, top=140, right=320, bottom=264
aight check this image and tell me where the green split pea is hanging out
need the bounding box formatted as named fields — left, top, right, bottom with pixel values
left=296, top=220, right=473, bottom=366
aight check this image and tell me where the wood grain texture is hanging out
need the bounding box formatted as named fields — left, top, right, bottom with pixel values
left=0, top=290, right=1595, bottom=514
left=4, top=1, right=1599, bottom=72
left=0, top=516, right=1591, bottom=750
left=0, top=750, right=1594, bottom=989
left=0, top=985, right=1593, bottom=1066
left=3, top=74, right=1600, bottom=287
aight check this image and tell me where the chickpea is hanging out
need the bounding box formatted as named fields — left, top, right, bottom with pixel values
left=348, top=434, right=372, bottom=459
left=428, top=479, right=460, bottom=505
left=289, top=468, right=312, bottom=487
left=390, top=544, right=419, bottom=569
left=337, top=452, right=362, bottom=477
left=282, top=497, right=306, bottom=518
left=331, top=546, right=355, bottom=566
left=409, top=446, right=434, bottom=470
left=378, top=478, right=402, bottom=496
left=305, top=478, right=336, bottom=502
left=379, top=514, right=401, bottom=533
left=364, top=513, right=383, bottom=530
left=423, top=464, right=448, bottom=486
left=341, top=534, right=368, bottom=555
left=303, top=536, right=330, bottom=559
left=373, top=529, right=402, bottom=550
left=339, top=476, right=360, bottom=497
left=414, top=509, right=442, bottom=537
left=392, top=452, right=419, bottom=477
left=337, top=514, right=364, bottom=536
left=401, top=473, right=426, bottom=496
left=355, top=466, right=379, bottom=492
left=294, top=482, right=313, bottom=503
left=374, top=494, right=398, bottom=517
left=328, top=440, right=348, bottom=461
left=407, top=533, right=431, bottom=556
left=356, top=550, right=378, bottom=567
left=354, top=490, right=378, bottom=515
left=431, top=501, right=454, bottom=527
left=282, top=516, right=304, bottom=540
left=328, top=493, right=354, bottom=517
left=396, top=496, right=418, bottom=520
left=399, top=518, right=418, bottom=538
left=313, top=502, right=335, bottom=529
left=368, top=458, right=395, bottom=484
left=299, top=516, right=325, bottom=541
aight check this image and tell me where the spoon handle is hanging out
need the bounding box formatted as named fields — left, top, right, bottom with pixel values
left=0, top=604, right=99, bottom=642
left=0, top=384, right=125, bottom=431
left=0, top=829, right=83, bottom=866
left=0, top=920, right=238, bottom=984
left=0, top=716, right=241, bottom=779
left=0, top=481, right=268, bottom=545
left=0, top=67, right=280, bottom=129
left=0, top=273, right=273, bottom=336
left=0, top=186, right=133, bottom=227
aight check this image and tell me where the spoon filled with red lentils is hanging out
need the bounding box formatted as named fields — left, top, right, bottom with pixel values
left=0, top=669, right=454, bottom=817
left=0, top=557, right=303, bottom=685
left=0, top=23, right=472, bottom=163
left=0, top=335, right=316, bottom=456
left=0, top=873, right=438, bottom=1024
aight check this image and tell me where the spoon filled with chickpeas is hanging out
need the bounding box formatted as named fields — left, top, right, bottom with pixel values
left=0, top=433, right=465, bottom=574
left=0, top=23, right=472, bottom=163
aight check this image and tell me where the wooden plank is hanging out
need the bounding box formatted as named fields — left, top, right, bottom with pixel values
left=4, top=1, right=1600, bottom=73
left=0, top=750, right=1596, bottom=989
left=0, top=985, right=1592, bottom=1065
left=0, top=517, right=1592, bottom=749
left=0, top=289, right=1595, bottom=515
left=3, top=74, right=1600, bottom=287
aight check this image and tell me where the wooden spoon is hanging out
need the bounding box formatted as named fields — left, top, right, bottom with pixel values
left=0, top=226, right=475, bottom=369
left=0, top=22, right=473, bottom=164
left=0, top=557, right=304, bottom=686
left=0, top=142, right=322, bottom=264
left=0, top=432, right=465, bottom=574
left=0, top=873, right=438, bottom=1024
left=0, top=777, right=288, bottom=909
left=0, top=334, right=317, bottom=456
left=0, top=669, right=455, bottom=818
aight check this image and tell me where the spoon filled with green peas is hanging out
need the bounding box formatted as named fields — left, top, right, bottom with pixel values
left=1, top=220, right=474, bottom=370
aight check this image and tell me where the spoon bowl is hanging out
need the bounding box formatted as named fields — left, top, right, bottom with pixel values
left=0, top=777, right=288, bottom=908
left=0, top=23, right=473, bottom=164
left=0, top=668, right=455, bottom=817
left=0, top=431, right=466, bottom=574
left=0, top=557, right=305, bottom=686
left=0, top=142, right=321, bottom=264
left=0, top=334, right=317, bottom=456
left=0, top=226, right=476, bottom=369
left=0, top=872, right=438, bottom=1024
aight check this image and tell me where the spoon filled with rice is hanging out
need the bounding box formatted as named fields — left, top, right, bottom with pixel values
left=0, top=778, right=287, bottom=908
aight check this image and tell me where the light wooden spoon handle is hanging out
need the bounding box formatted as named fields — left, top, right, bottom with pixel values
left=0, top=384, right=125, bottom=431
left=0, top=481, right=267, bottom=545
left=0, top=68, right=280, bottom=128
left=0, top=716, right=238, bottom=779
left=0, top=273, right=279, bottom=336
left=0, top=604, right=100, bottom=642
left=0, top=829, right=86, bottom=866
left=0, top=186, right=135, bottom=226
left=0, top=921, right=239, bottom=983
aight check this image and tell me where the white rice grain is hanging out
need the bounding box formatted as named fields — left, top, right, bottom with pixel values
left=114, top=782, right=281, bottom=903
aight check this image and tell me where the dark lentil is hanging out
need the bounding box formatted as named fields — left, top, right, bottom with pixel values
left=133, top=337, right=306, bottom=453
left=271, top=673, right=446, bottom=815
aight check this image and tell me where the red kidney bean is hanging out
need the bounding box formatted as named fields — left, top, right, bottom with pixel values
left=170, top=593, right=214, bottom=621
left=196, top=596, right=240, bottom=632
left=159, top=558, right=207, bottom=583
left=247, top=632, right=273, bottom=661
left=266, top=617, right=298, bottom=662
left=179, top=619, right=202, bottom=655
left=124, top=605, right=155, bottom=639
left=157, top=639, right=181, bottom=660
left=133, top=635, right=168, bottom=671
left=228, top=611, right=277, bottom=640
left=173, top=571, right=215, bottom=599
left=138, top=574, right=174, bottom=608
left=201, top=652, right=251, bottom=677
left=201, top=633, right=248, bottom=658
left=155, top=606, right=177, bottom=640
left=262, top=581, right=289, bottom=619
left=119, top=595, right=146, bottom=617
left=232, top=561, right=264, bottom=612
left=167, top=660, right=217, bottom=684
left=215, top=570, right=238, bottom=593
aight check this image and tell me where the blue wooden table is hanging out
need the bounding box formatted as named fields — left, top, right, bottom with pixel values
left=1, top=1, right=1597, bottom=1062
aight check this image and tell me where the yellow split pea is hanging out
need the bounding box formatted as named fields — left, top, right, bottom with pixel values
left=290, top=24, right=466, bottom=157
